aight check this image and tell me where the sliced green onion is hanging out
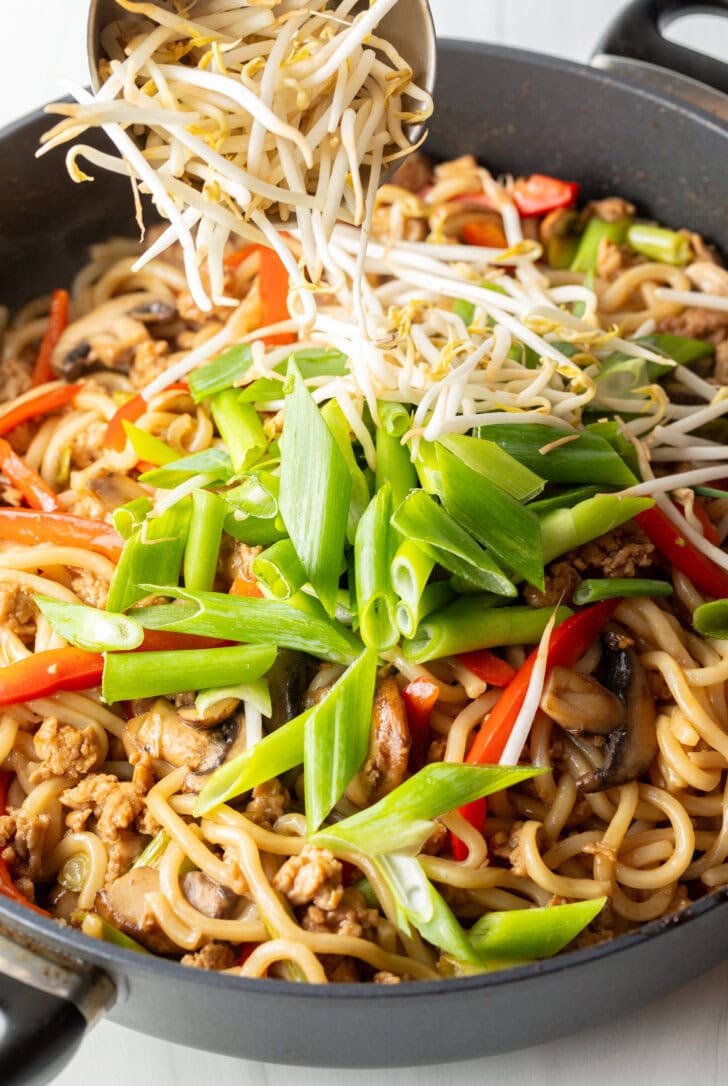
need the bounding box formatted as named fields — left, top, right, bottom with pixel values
left=540, top=494, right=654, bottom=565
left=279, top=363, right=351, bottom=615
left=311, top=763, right=542, bottom=856
left=183, top=489, right=227, bottom=592
left=122, top=422, right=177, bottom=466
left=693, top=600, right=728, bottom=639
left=391, top=490, right=516, bottom=597
left=72, top=912, right=150, bottom=954
left=354, top=876, right=379, bottom=909
left=439, top=433, right=545, bottom=502
left=107, top=500, right=191, bottom=613
left=102, top=643, right=277, bottom=703
left=133, top=830, right=170, bottom=869
left=236, top=377, right=285, bottom=404
left=626, top=223, right=692, bottom=266
left=223, top=511, right=287, bottom=546
left=194, top=707, right=310, bottom=816
left=392, top=539, right=438, bottom=638
left=473, top=424, right=637, bottom=488
left=546, top=234, right=579, bottom=269
left=287, top=348, right=349, bottom=379
left=375, top=853, right=483, bottom=968
left=404, top=600, right=571, bottom=664
left=636, top=333, right=714, bottom=366
left=112, top=497, right=153, bottom=540
left=595, top=349, right=674, bottom=402
left=452, top=298, right=475, bottom=326
left=224, top=471, right=279, bottom=519
left=378, top=400, right=411, bottom=439
left=304, top=648, right=377, bottom=833
left=573, top=578, right=672, bottom=605
left=35, top=595, right=143, bottom=652
left=195, top=677, right=271, bottom=718
left=134, top=585, right=360, bottom=664
left=470, top=898, right=606, bottom=962
left=527, top=486, right=600, bottom=515
left=189, top=343, right=253, bottom=402
left=355, top=484, right=398, bottom=651
left=321, top=398, right=370, bottom=541
left=59, top=853, right=89, bottom=893
left=571, top=217, right=630, bottom=273
left=375, top=427, right=417, bottom=508
left=139, top=448, right=234, bottom=489
left=413, top=439, right=442, bottom=495
left=694, top=486, right=728, bottom=500
left=395, top=581, right=454, bottom=640
left=252, top=539, right=307, bottom=600
left=582, top=421, right=641, bottom=478
left=437, top=442, right=544, bottom=589
left=210, top=389, right=267, bottom=473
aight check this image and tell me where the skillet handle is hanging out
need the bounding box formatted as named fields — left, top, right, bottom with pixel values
left=0, top=925, right=115, bottom=1085
left=596, top=0, right=728, bottom=96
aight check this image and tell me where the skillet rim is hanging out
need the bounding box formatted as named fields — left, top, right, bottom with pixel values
left=1, top=37, right=728, bottom=1003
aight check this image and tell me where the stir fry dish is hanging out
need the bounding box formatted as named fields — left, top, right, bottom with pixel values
left=1, top=151, right=728, bottom=984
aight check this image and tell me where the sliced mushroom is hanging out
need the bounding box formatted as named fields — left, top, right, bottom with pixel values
left=541, top=666, right=625, bottom=735
left=578, top=634, right=657, bottom=793
left=181, top=871, right=239, bottom=919
left=267, top=649, right=319, bottom=730
left=52, top=292, right=176, bottom=379
left=347, top=676, right=411, bottom=807
left=178, top=696, right=241, bottom=728
left=123, top=698, right=239, bottom=775
left=685, top=261, right=728, bottom=297
left=431, top=202, right=505, bottom=242
left=89, top=471, right=151, bottom=511
left=96, top=866, right=178, bottom=954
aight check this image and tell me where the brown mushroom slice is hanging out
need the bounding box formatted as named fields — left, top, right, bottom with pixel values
left=96, top=867, right=178, bottom=954
left=89, top=472, right=151, bottom=511
left=578, top=643, right=657, bottom=794
left=123, top=698, right=238, bottom=774
left=541, top=666, right=624, bottom=735
left=267, top=649, right=319, bottom=729
left=51, top=292, right=176, bottom=379
left=181, top=871, right=239, bottom=919
left=347, top=676, right=411, bottom=807
left=178, top=697, right=240, bottom=728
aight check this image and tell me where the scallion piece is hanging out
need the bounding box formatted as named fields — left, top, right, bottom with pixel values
left=321, top=398, right=370, bottom=541
left=375, top=427, right=417, bottom=508
left=72, top=912, right=149, bottom=954
left=195, top=677, right=271, bottom=718
left=392, top=539, right=436, bottom=638
left=395, top=581, right=454, bottom=640
left=112, top=498, right=153, bottom=540
left=693, top=600, right=728, bottom=640
left=122, top=422, right=177, bottom=466
left=391, top=490, right=516, bottom=597
left=452, top=298, right=475, bottom=327
left=311, top=762, right=542, bottom=856
left=470, top=898, right=606, bottom=962
left=252, top=539, right=307, bottom=600
left=355, top=485, right=398, bottom=651
left=527, top=486, right=600, bottom=516
left=473, top=424, right=637, bottom=487
left=626, top=223, right=692, bottom=266
left=184, top=489, right=227, bottom=592
left=288, top=348, right=349, bottom=379
left=107, top=500, right=191, bottom=613
left=223, top=511, right=287, bottom=546
left=403, top=599, right=571, bottom=664
left=139, top=448, right=234, bottom=489
left=35, top=595, right=144, bottom=652
left=378, top=400, right=411, bottom=439
left=305, top=648, right=377, bottom=833
left=132, top=830, right=170, bottom=869
left=279, top=363, right=351, bottom=616
left=540, top=494, right=654, bottom=565
left=695, top=486, right=728, bottom=500
left=439, top=433, right=545, bottom=502
left=571, top=217, right=630, bottom=273
left=210, top=389, right=267, bottom=473
left=134, top=585, right=360, bottom=663
left=224, top=471, right=279, bottom=519
left=572, top=578, right=672, bottom=605
left=102, top=643, right=277, bottom=703
left=189, top=343, right=253, bottom=402
left=437, top=442, right=544, bottom=589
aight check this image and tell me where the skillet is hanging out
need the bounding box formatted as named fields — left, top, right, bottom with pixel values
left=1, top=1, right=728, bottom=1080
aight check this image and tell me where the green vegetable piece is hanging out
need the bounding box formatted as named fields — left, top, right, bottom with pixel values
left=252, top=539, right=307, bottom=600
left=540, top=494, right=654, bottom=564
left=571, top=217, right=630, bottom=273
left=404, top=599, right=570, bottom=664
left=112, top=498, right=153, bottom=541
left=626, top=223, right=692, bottom=266
left=304, top=648, right=377, bottom=833
left=452, top=298, right=476, bottom=327
left=378, top=400, right=412, bottom=438
left=469, top=898, right=607, bottom=961
left=139, top=448, right=234, bottom=489
left=102, top=643, right=277, bottom=703
left=527, top=486, right=600, bottom=516
left=693, top=600, right=728, bottom=640
left=35, top=595, right=143, bottom=653
left=279, top=363, right=351, bottom=615
left=439, top=433, right=544, bottom=502
left=195, top=677, right=271, bottom=718
left=133, top=830, right=170, bottom=869
left=210, top=389, right=267, bottom=473
left=122, top=422, right=177, bottom=466
left=355, top=484, right=398, bottom=651
left=376, top=427, right=417, bottom=509
left=573, top=578, right=672, bottom=605
left=321, top=398, right=371, bottom=541
left=72, top=912, right=150, bottom=955
left=107, top=500, right=191, bottom=613
left=184, top=489, right=228, bottom=592
left=189, top=343, right=254, bottom=402
left=473, top=424, right=637, bottom=488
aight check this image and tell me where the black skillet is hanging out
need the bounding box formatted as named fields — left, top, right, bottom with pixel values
left=1, top=1, right=728, bottom=1081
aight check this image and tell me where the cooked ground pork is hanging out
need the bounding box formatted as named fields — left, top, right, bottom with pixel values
left=0, top=809, right=52, bottom=879
left=525, top=526, right=656, bottom=607
left=301, top=888, right=379, bottom=941
left=0, top=583, right=37, bottom=639
left=0, top=356, right=32, bottom=402
left=70, top=569, right=109, bottom=609
left=657, top=305, right=728, bottom=341
left=373, top=971, right=402, bottom=985
left=272, top=846, right=343, bottom=910
left=245, top=779, right=289, bottom=829
left=181, top=942, right=238, bottom=970
left=218, top=539, right=262, bottom=588
left=129, top=338, right=169, bottom=388
left=30, top=717, right=102, bottom=785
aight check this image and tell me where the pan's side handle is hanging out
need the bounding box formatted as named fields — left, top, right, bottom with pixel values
left=0, top=925, right=115, bottom=1085
left=595, top=0, right=728, bottom=96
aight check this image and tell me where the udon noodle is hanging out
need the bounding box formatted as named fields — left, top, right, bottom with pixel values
left=2, top=152, right=728, bottom=983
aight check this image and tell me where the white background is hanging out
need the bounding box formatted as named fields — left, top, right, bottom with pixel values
left=4, top=2, right=728, bottom=1084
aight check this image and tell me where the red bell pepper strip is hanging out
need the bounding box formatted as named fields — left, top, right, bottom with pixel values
left=457, top=648, right=516, bottom=688
left=0, top=648, right=104, bottom=707
left=461, top=221, right=508, bottom=249
left=229, top=576, right=264, bottom=599
left=675, top=498, right=720, bottom=547
left=0, top=509, right=123, bottom=562
left=402, top=676, right=440, bottom=772
left=636, top=506, right=728, bottom=600
left=451, top=600, right=619, bottom=860
left=0, top=439, right=59, bottom=512
left=225, top=243, right=294, bottom=347
left=31, top=289, right=70, bottom=387
left=511, top=175, right=580, bottom=217
left=105, top=383, right=190, bottom=452
left=0, top=383, right=80, bottom=439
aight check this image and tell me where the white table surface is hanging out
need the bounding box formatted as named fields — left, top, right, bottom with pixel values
left=4, top=2, right=728, bottom=1083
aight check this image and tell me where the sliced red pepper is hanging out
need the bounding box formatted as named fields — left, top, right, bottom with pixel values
left=636, top=506, right=728, bottom=599
left=0, top=509, right=123, bottom=562
left=402, top=677, right=440, bottom=772
left=0, top=647, right=104, bottom=707
left=451, top=600, right=619, bottom=859
left=229, top=576, right=264, bottom=598
left=461, top=221, right=508, bottom=249
left=225, top=243, right=294, bottom=347
left=511, top=175, right=580, bottom=217
left=457, top=648, right=516, bottom=688
left=0, top=439, right=59, bottom=512
left=0, top=383, right=80, bottom=439
left=31, top=289, right=70, bottom=387
left=675, top=498, right=720, bottom=547
left=105, top=383, right=190, bottom=453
